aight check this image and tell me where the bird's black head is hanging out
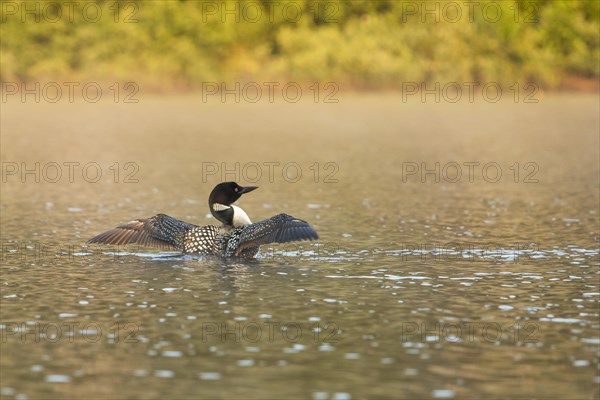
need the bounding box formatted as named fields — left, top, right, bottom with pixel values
left=208, top=182, right=258, bottom=225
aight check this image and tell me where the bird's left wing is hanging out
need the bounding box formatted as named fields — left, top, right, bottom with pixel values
left=236, top=213, right=319, bottom=251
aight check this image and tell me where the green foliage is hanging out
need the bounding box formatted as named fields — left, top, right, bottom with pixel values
left=0, top=0, right=597, bottom=89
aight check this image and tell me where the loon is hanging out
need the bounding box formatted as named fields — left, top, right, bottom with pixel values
left=87, top=182, right=319, bottom=258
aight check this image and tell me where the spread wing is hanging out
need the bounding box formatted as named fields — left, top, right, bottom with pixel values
left=87, top=213, right=197, bottom=250
left=237, top=213, right=319, bottom=251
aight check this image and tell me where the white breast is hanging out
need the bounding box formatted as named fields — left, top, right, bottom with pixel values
left=231, top=205, right=252, bottom=227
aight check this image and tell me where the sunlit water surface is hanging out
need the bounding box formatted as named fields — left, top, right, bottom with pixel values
left=1, top=94, right=599, bottom=399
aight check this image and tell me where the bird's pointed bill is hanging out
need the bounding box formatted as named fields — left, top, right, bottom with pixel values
left=240, top=186, right=258, bottom=194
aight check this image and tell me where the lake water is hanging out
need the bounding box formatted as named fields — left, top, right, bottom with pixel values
left=1, top=93, right=599, bottom=399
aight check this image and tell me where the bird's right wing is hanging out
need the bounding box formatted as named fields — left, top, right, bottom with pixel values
left=236, top=213, right=319, bottom=251
left=87, top=213, right=197, bottom=250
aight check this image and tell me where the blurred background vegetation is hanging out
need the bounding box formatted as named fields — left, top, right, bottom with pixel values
left=1, top=0, right=598, bottom=90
